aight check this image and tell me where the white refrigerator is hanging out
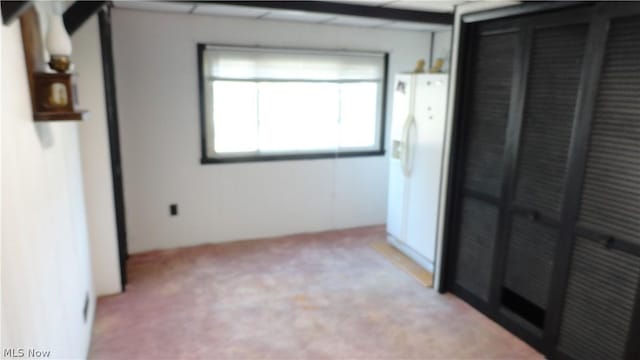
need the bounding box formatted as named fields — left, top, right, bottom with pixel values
left=387, top=73, right=449, bottom=272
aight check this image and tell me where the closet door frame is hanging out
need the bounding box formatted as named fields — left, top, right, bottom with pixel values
left=442, top=2, right=640, bottom=357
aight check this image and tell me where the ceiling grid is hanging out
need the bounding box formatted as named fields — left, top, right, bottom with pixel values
left=112, top=1, right=476, bottom=32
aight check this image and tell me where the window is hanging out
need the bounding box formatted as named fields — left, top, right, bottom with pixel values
left=198, top=44, right=388, bottom=163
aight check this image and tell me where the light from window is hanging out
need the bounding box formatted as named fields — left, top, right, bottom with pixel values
left=200, top=45, right=387, bottom=162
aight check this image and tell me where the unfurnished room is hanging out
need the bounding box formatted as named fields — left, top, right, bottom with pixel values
left=1, top=1, right=639, bottom=359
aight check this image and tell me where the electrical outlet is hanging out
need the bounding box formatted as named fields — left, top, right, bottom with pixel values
left=170, top=204, right=178, bottom=216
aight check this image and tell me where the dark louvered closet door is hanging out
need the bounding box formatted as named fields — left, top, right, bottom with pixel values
left=501, top=23, right=588, bottom=330
left=557, top=14, right=640, bottom=360
left=447, top=3, right=640, bottom=358
left=452, top=29, right=517, bottom=302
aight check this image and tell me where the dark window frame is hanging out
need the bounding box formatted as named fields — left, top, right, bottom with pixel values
left=197, top=43, right=389, bottom=164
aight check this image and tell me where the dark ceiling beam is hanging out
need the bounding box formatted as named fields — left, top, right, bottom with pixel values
left=2, top=1, right=32, bottom=25
left=63, top=1, right=106, bottom=35
left=461, top=1, right=585, bottom=23
left=204, top=1, right=453, bottom=24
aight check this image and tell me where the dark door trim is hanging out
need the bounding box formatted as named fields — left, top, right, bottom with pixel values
left=98, top=7, right=128, bottom=289
left=437, top=16, right=475, bottom=295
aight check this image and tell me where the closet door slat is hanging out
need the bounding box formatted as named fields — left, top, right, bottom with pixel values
left=453, top=30, right=518, bottom=302
left=448, top=6, right=640, bottom=358
left=513, top=24, right=587, bottom=217
left=558, top=238, right=640, bottom=360
left=502, top=23, right=587, bottom=326
left=462, top=32, right=517, bottom=197
left=455, top=197, right=499, bottom=301
left=557, top=15, right=640, bottom=359
left=577, top=15, right=640, bottom=245
left=503, top=216, right=557, bottom=309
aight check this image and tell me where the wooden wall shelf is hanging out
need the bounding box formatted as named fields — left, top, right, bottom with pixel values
left=34, top=111, right=88, bottom=122
left=20, top=5, right=88, bottom=122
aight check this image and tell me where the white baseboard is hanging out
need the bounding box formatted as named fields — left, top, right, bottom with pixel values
left=386, top=234, right=435, bottom=273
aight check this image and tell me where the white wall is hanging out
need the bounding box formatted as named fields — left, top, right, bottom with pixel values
left=432, top=30, right=453, bottom=72
left=72, top=16, right=122, bottom=296
left=1, top=18, right=94, bottom=358
left=112, top=9, right=432, bottom=253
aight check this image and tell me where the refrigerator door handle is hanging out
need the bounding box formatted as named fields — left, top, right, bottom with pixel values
left=401, top=114, right=416, bottom=177
left=406, top=116, right=417, bottom=177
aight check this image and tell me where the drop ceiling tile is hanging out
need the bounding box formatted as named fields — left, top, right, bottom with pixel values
left=114, top=1, right=194, bottom=14
left=263, top=10, right=336, bottom=23
left=327, top=15, right=394, bottom=27
left=383, top=0, right=467, bottom=13
left=384, top=21, right=451, bottom=31
left=192, top=4, right=270, bottom=18
left=340, top=0, right=398, bottom=5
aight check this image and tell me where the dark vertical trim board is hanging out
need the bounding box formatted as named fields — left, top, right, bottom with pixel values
left=197, top=43, right=208, bottom=163
left=99, top=8, right=128, bottom=289
left=379, top=53, right=389, bottom=155
left=439, top=19, right=475, bottom=294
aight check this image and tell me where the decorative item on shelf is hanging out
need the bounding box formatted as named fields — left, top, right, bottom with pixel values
left=429, top=58, right=445, bottom=73
left=413, top=59, right=426, bottom=73
left=33, top=72, right=79, bottom=114
left=19, top=3, right=88, bottom=121
left=45, top=12, right=72, bottom=73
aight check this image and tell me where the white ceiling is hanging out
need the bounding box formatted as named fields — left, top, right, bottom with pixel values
left=112, top=1, right=466, bottom=32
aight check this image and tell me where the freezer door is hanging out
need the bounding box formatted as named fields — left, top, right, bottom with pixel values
left=387, top=74, right=414, bottom=241
left=403, top=74, right=448, bottom=263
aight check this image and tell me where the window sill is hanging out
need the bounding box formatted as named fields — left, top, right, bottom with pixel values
left=200, top=150, right=386, bottom=164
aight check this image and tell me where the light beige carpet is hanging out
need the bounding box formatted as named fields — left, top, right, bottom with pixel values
left=90, top=226, right=541, bottom=359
